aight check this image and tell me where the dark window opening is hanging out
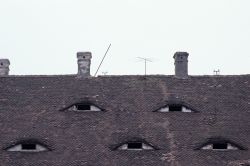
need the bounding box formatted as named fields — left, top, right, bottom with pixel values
left=22, top=144, right=36, bottom=150
left=127, top=142, right=142, bottom=149
left=213, top=143, right=228, bottom=149
left=169, top=105, right=182, bottom=112
left=76, top=104, right=91, bottom=110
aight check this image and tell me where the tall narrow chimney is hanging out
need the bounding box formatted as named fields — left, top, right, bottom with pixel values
left=173, top=52, right=189, bottom=79
left=77, top=52, right=92, bottom=77
left=0, top=59, right=10, bottom=76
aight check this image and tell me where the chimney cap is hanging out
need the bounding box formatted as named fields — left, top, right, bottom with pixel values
left=77, top=52, right=92, bottom=59
left=173, top=52, right=189, bottom=58
left=0, top=59, right=10, bottom=65
left=0, top=59, right=10, bottom=76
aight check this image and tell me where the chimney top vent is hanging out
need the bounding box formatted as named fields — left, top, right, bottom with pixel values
left=173, top=52, right=189, bottom=59
left=0, top=59, right=10, bottom=76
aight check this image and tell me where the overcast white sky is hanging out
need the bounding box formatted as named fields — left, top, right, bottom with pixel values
left=0, top=0, right=250, bottom=76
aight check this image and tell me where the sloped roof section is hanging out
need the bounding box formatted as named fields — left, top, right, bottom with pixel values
left=0, top=75, right=250, bottom=166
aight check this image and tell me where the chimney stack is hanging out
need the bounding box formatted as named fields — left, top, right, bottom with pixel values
left=77, top=52, right=92, bottom=77
left=173, top=52, right=189, bottom=79
left=0, top=59, right=10, bottom=76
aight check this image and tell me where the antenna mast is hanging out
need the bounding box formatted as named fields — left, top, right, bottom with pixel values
left=94, top=44, right=111, bottom=77
left=137, top=57, right=152, bottom=76
left=213, top=69, right=220, bottom=75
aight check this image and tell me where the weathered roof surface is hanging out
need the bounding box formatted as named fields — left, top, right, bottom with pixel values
left=0, top=75, right=250, bottom=166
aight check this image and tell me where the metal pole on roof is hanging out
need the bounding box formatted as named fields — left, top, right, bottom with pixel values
left=94, top=43, right=111, bottom=77
left=137, top=57, right=152, bottom=76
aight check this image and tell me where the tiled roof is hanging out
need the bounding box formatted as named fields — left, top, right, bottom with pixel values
left=0, top=75, right=250, bottom=166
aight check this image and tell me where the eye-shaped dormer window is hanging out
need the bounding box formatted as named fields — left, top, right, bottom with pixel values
left=5, top=141, right=50, bottom=153
left=156, top=104, right=194, bottom=113
left=66, top=103, right=102, bottom=112
left=74, top=103, right=101, bottom=111
left=198, top=139, right=245, bottom=151
left=114, top=140, right=156, bottom=151
left=201, top=142, right=238, bottom=150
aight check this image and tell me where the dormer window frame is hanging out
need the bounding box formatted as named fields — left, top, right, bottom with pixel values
left=196, top=138, right=246, bottom=151
left=4, top=139, right=51, bottom=153
left=72, top=103, right=102, bottom=112
left=59, top=101, right=105, bottom=112
left=154, top=101, right=198, bottom=113
left=112, top=139, right=159, bottom=151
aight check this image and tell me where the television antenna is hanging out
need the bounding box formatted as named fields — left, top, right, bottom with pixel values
left=94, top=43, right=111, bottom=77
left=137, top=57, right=153, bottom=76
left=213, top=69, right=220, bottom=75
left=102, top=71, right=108, bottom=75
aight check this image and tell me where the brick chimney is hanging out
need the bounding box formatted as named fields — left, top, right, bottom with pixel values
left=173, top=52, right=189, bottom=79
left=0, top=59, right=10, bottom=76
left=77, top=52, right=92, bottom=77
